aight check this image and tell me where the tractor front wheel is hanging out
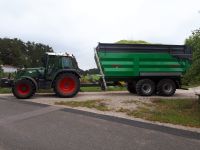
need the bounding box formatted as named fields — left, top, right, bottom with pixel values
left=54, top=73, right=80, bottom=98
left=12, top=79, right=36, bottom=99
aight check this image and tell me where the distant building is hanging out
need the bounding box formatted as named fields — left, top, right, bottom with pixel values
left=1, top=65, right=18, bottom=73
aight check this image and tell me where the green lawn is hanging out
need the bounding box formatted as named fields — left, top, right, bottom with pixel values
left=126, top=99, right=200, bottom=127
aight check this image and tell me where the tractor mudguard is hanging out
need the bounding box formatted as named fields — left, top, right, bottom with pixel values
left=16, top=76, right=38, bottom=90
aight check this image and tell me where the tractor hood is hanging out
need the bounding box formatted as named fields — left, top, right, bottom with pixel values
left=15, top=67, right=45, bottom=80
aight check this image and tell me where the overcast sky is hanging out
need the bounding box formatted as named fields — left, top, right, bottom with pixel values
left=0, top=0, right=199, bottom=69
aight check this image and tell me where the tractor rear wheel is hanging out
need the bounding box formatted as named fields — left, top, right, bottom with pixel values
left=12, top=79, right=36, bottom=99
left=54, top=73, right=80, bottom=98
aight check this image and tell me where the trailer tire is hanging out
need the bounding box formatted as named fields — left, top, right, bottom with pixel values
left=136, top=79, right=155, bottom=96
left=127, top=81, right=136, bottom=94
left=157, top=79, right=176, bottom=96
left=12, top=79, right=36, bottom=99
left=54, top=73, right=80, bottom=98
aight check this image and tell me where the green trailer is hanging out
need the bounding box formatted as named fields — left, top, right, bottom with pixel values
left=95, top=43, right=192, bottom=96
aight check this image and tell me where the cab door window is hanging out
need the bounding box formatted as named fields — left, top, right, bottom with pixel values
left=62, top=57, right=73, bottom=68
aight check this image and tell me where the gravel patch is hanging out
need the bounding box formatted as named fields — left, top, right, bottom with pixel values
left=27, top=88, right=199, bottom=106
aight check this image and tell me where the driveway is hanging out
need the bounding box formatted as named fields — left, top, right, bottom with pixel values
left=0, top=95, right=199, bottom=150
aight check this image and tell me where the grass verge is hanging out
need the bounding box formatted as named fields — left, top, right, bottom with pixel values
left=0, top=88, right=11, bottom=93
left=55, top=100, right=110, bottom=111
left=117, top=99, right=200, bottom=127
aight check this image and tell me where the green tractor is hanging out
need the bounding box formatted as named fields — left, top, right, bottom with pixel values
left=0, top=52, right=81, bottom=99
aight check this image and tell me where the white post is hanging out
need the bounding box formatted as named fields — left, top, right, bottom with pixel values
left=94, top=48, right=107, bottom=90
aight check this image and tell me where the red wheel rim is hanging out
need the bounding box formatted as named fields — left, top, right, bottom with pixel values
left=58, top=77, right=76, bottom=94
left=17, top=83, right=31, bottom=95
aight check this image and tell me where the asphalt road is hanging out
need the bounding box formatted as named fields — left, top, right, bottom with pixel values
left=0, top=96, right=199, bottom=150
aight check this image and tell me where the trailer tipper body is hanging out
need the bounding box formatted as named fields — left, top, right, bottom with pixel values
left=95, top=43, right=192, bottom=96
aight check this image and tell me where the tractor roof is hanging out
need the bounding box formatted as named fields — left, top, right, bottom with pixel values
left=46, top=52, right=74, bottom=57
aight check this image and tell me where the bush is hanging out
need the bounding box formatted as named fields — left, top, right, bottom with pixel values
left=183, top=29, right=200, bottom=85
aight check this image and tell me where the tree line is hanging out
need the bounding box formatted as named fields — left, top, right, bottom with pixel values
left=0, top=38, right=53, bottom=68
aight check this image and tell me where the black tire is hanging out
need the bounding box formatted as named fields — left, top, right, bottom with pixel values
left=127, top=81, right=136, bottom=94
left=157, top=79, right=176, bottom=96
left=54, top=73, right=80, bottom=98
left=12, top=79, right=36, bottom=99
left=136, top=79, right=155, bottom=96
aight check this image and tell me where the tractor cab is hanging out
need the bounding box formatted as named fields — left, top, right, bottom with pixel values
left=42, top=52, right=79, bottom=69
left=42, top=52, right=79, bottom=80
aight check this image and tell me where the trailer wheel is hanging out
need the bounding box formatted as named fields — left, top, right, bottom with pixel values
left=12, top=79, right=36, bottom=99
left=54, top=73, right=80, bottom=98
left=157, top=79, right=176, bottom=96
left=136, top=79, right=155, bottom=96
left=127, top=81, right=136, bottom=94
